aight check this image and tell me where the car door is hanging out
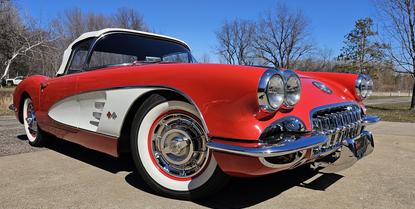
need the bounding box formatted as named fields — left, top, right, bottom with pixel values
left=37, top=38, right=94, bottom=137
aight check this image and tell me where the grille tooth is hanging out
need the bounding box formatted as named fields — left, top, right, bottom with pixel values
left=312, top=104, right=364, bottom=153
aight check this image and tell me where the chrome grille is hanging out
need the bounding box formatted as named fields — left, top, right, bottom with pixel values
left=311, top=104, right=364, bottom=156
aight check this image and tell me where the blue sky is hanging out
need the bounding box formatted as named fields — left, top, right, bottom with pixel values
left=15, top=0, right=377, bottom=62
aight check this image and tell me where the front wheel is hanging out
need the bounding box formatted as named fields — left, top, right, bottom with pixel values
left=23, top=97, right=46, bottom=147
left=130, top=94, right=228, bottom=200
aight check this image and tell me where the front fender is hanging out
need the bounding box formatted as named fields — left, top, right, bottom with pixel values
left=13, top=75, right=49, bottom=123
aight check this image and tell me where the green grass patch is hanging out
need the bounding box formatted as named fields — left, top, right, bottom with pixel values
left=366, top=102, right=415, bottom=123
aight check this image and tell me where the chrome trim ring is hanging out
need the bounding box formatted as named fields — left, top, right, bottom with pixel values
left=258, top=69, right=285, bottom=113
left=355, top=74, right=373, bottom=100
left=150, top=112, right=209, bottom=178
left=282, top=70, right=301, bottom=109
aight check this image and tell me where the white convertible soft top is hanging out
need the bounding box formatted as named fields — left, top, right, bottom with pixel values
left=56, top=28, right=190, bottom=76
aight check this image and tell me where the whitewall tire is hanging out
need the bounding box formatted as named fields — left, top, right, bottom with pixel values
left=130, top=94, right=228, bottom=199
left=23, top=97, right=46, bottom=146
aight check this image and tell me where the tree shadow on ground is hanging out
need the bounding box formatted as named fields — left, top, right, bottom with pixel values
left=194, top=166, right=343, bottom=208
left=41, top=136, right=343, bottom=208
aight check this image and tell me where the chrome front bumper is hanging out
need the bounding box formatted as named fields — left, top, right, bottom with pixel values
left=207, top=115, right=379, bottom=170
left=208, top=134, right=327, bottom=158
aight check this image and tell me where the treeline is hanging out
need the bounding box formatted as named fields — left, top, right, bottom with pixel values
left=0, top=0, right=414, bottom=107
left=214, top=2, right=414, bottom=94
left=0, top=0, right=146, bottom=78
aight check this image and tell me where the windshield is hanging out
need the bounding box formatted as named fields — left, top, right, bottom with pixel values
left=88, top=33, right=194, bottom=69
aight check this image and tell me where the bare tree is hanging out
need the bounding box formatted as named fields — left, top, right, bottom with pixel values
left=64, top=8, right=86, bottom=40
left=254, top=3, right=313, bottom=68
left=216, top=19, right=256, bottom=65
left=0, top=1, right=55, bottom=79
left=199, top=53, right=211, bottom=63
left=113, top=7, right=147, bottom=31
left=295, top=47, right=335, bottom=71
left=377, top=0, right=415, bottom=109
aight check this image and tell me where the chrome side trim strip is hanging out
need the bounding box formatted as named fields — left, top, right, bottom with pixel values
left=207, top=134, right=328, bottom=158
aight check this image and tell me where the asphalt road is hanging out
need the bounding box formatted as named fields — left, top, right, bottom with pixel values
left=0, top=117, right=414, bottom=209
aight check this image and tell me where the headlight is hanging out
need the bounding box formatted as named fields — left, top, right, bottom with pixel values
left=284, top=74, right=301, bottom=107
left=258, top=69, right=301, bottom=113
left=355, top=74, right=373, bottom=100
left=267, top=75, right=285, bottom=109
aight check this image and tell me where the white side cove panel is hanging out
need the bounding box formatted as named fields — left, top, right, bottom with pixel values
left=96, top=88, right=154, bottom=137
left=48, top=96, right=80, bottom=128
left=48, top=88, right=155, bottom=137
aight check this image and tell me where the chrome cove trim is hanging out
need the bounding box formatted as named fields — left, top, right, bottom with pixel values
left=9, top=104, right=16, bottom=112
left=207, top=134, right=328, bottom=158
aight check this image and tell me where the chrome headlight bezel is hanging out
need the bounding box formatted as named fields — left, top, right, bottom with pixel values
left=355, top=74, right=373, bottom=100
left=283, top=71, right=301, bottom=108
left=258, top=69, right=302, bottom=113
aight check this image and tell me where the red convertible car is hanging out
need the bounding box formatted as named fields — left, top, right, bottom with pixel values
left=10, top=28, right=379, bottom=199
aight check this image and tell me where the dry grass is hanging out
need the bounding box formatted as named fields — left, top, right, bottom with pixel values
left=366, top=96, right=410, bottom=100
left=366, top=102, right=415, bottom=123
left=0, top=88, right=14, bottom=116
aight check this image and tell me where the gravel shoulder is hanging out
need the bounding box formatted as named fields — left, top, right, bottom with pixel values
left=0, top=116, right=44, bottom=157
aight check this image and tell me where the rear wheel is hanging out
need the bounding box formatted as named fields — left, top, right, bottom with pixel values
left=23, top=98, right=46, bottom=147
left=130, top=94, right=228, bottom=200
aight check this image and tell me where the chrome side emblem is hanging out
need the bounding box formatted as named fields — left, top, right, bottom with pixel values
left=312, top=81, right=332, bottom=94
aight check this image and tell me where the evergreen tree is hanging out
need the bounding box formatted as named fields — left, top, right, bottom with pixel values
left=337, top=17, right=388, bottom=75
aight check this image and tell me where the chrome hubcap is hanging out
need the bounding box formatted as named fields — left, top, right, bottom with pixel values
left=26, top=102, right=37, bottom=137
left=151, top=113, right=208, bottom=178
